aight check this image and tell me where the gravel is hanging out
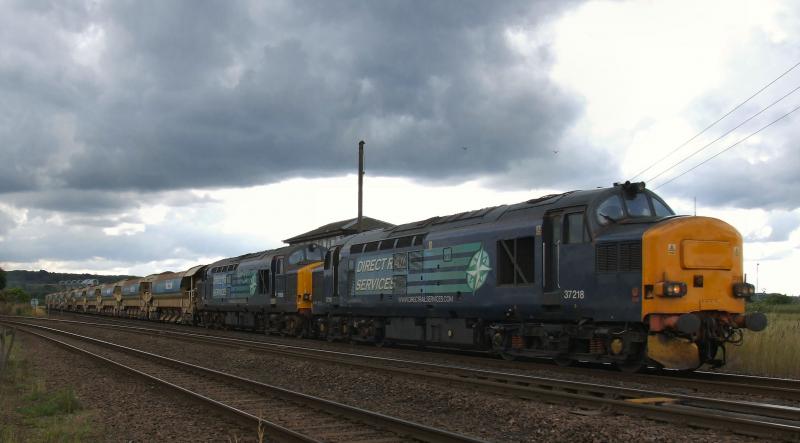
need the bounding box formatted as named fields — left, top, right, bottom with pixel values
left=15, top=332, right=256, bottom=442
left=44, top=312, right=800, bottom=407
left=33, top=318, right=762, bottom=443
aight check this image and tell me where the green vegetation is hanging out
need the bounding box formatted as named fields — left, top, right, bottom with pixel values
left=5, top=269, right=138, bottom=300
left=0, top=285, right=34, bottom=315
left=0, top=332, right=97, bottom=442
left=748, top=293, right=800, bottom=314
left=723, top=294, right=800, bottom=377
left=0, top=288, right=31, bottom=304
left=725, top=312, right=800, bottom=378
left=19, top=386, right=81, bottom=418
left=0, top=301, right=45, bottom=317
left=0, top=267, right=6, bottom=290
left=0, top=285, right=49, bottom=316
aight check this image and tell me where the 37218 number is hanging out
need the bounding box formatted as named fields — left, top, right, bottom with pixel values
left=563, top=290, right=585, bottom=299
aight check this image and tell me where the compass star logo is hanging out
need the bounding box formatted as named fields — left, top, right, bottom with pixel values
left=466, top=247, right=492, bottom=291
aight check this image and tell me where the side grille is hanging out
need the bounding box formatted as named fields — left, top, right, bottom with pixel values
left=619, top=241, right=642, bottom=271
left=596, top=241, right=641, bottom=272
left=596, top=243, right=618, bottom=272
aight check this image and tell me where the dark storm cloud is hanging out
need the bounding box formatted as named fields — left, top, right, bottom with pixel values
left=0, top=0, right=588, bottom=195
left=11, top=190, right=134, bottom=214
left=3, top=189, right=219, bottom=215
left=0, top=216, right=253, bottom=264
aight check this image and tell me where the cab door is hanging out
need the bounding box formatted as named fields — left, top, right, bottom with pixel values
left=323, top=246, right=340, bottom=304
left=543, top=212, right=562, bottom=293
left=544, top=209, right=593, bottom=307
left=271, top=256, right=285, bottom=302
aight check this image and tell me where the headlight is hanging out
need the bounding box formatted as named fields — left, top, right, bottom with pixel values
left=733, top=282, right=755, bottom=298
left=657, top=281, right=687, bottom=297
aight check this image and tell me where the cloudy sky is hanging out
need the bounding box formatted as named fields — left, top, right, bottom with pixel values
left=1, top=0, right=798, bottom=294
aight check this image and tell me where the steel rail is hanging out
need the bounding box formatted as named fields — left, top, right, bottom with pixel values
left=7, top=317, right=800, bottom=441
left=25, top=312, right=800, bottom=401
left=3, top=320, right=483, bottom=443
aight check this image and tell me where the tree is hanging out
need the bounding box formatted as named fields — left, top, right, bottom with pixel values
left=2, top=288, right=30, bottom=304
left=762, top=293, right=794, bottom=305
left=0, top=267, right=5, bottom=291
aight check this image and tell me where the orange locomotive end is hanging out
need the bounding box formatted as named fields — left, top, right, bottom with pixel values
left=296, top=261, right=323, bottom=313
left=642, top=216, right=766, bottom=370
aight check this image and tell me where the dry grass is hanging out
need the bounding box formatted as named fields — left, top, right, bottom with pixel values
left=0, top=303, right=48, bottom=317
left=724, top=312, right=800, bottom=379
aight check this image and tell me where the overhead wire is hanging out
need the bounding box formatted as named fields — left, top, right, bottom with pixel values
left=653, top=103, right=800, bottom=190
left=629, top=60, right=800, bottom=181
left=644, top=84, right=800, bottom=184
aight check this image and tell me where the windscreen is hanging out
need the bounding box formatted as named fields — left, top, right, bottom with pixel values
left=596, top=190, right=674, bottom=225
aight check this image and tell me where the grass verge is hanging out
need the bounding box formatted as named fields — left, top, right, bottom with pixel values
left=0, top=303, right=48, bottom=317
left=0, top=331, right=97, bottom=442
left=724, top=312, right=800, bottom=378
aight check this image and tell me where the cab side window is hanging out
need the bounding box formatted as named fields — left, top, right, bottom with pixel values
left=652, top=197, right=673, bottom=217
left=565, top=213, right=589, bottom=244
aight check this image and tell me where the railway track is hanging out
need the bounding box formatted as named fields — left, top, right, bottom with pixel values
left=29, top=312, right=800, bottom=403
left=6, top=316, right=800, bottom=441
left=4, top=320, right=481, bottom=443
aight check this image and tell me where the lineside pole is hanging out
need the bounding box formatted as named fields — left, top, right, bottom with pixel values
left=358, top=140, right=365, bottom=232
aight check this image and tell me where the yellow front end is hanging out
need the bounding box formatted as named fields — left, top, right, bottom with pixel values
left=296, top=262, right=323, bottom=312
left=642, top=216, right=757, bottom=370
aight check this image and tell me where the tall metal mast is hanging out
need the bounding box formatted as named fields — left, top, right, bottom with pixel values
left=357, top=140, right=365, bottom=232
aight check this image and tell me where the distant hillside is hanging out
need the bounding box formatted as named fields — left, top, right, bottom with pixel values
left=6, top=270, right=140, bottom=300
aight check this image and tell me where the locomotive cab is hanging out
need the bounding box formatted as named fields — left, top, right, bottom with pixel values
left=590, top=182, right=766, bottom=370
left=267, top=243, right=326, bottom=336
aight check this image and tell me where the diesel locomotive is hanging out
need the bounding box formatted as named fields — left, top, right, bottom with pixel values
left=46, top=182, right=766, bottom=371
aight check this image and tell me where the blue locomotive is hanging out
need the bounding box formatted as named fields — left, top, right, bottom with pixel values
left=47, top=182, right=766, bottom=371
